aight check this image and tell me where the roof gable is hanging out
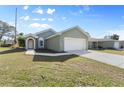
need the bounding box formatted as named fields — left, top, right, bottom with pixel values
left=25, top=28, right=56, bottom=38
left=34, top=28, right=56, bottom=36
left=24, top=33, right=38, bottom=38
left=60, top=26, right=90, bottom=37
left=46, top=26, right=90, bottom=39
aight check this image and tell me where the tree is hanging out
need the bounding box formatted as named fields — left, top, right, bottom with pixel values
left=0, top=20, right=15, bottom=41
left=18, top=33, right=24, bottom=37
left=111, top=34, right=119, bottom=40
left=18, top=32, right=25, bottom=47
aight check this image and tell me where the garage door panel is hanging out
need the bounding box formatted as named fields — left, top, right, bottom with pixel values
left=64, top=37, right=86, bottom=51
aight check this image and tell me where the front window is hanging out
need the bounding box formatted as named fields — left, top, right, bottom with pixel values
left=40, top=40, right=43, bottom=46
left=38, top=38, right=44, bottom=48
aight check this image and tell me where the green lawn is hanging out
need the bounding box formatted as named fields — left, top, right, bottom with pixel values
left=0, top=47, right=124, bottom=87
left=94, top=49, right=124, bottom=56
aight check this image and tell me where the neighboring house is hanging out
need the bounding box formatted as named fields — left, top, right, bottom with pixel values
left=25, top=26, right=89, bottom=52
left=5, top=39, right=14, bottom=44
left=88, top=38, right=124, bottom=50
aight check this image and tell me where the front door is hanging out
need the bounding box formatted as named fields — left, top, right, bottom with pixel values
left=114, top=42, right=120, bottom=49
left=28, top=39, right=34, bottom=49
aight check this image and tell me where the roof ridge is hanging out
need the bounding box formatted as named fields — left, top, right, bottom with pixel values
left=34, top=28, right=56, bottom=35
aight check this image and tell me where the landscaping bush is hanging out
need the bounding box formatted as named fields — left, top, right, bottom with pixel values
left=0, top=41, right=3, bottom=46
left=18, top=38, right=25, bottom=47
left=98, top=46, right=103, bottom=49
left=120, top=45, right=124, bottom=49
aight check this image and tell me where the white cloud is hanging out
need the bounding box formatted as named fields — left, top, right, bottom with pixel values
left=23, top=5, right=29, bottom=10
left=121, top=16, right=124, bottom=19
left=82, top=5, right=90, bottom=12
left=32, top=7, right=43, bottom=14
left=70, top=5, right=90, bottom=16
left=48, top=18, right=53, bottom=21
left=41, top=18, right=46, bottom=21
left=86, top=14, right=101, bottom=17
left=8, top=22, right=15, bottom=26
left=70, top=11, right=79, bottom=15
left=62, top=17, right=66, bottom=20
left=95, top=30, right=124, bottom=40
left=29, top=23, right=50, bottom=28
left=47, top=8, right=55, bottom=15
left=20, top=16, right=30, bottom=21
left=32, top=18, right=40, bottom=21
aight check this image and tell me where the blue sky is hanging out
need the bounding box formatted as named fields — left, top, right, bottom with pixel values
left=0, top=5, right=124, bottom=40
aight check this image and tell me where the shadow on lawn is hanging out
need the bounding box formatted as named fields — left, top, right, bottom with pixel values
left=33, top=54, right=79, bottom=62
left=0, top=48, right=26, bottom=55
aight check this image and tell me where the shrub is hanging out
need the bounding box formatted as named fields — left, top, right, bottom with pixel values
left=120, top=45, right=124, bottom=49
left=98, top=46, right=103, bottom=49
left=18, top=37, right=25, bottom=47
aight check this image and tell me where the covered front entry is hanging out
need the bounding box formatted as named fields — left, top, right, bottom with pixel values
left=25, top=37, right=36, bottom=50
left=28, top=39, right=34, bottom=49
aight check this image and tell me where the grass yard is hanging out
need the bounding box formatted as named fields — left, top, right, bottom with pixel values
left=0, top=47, right=124, bottom=87
left=94, top=49, right=124, bottom=56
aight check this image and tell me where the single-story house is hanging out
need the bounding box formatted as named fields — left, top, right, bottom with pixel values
left=88, top=38, right=124, bottom=49
left=25, top=26, right=89, bottom=52
left=5, top=40, right=14, bottom=45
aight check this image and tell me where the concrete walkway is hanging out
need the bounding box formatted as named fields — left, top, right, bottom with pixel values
left=35, top=52, right=71, bottom=56
left=25, top=50, right=71, bottom=56
left=69, top=50, right=124, bottom=69
left=25, top=50, right=36, bottom=55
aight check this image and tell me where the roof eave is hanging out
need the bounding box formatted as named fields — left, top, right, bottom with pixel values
left=34, top=28, right=56, bottom=36
left=46, top=33, right=61, bottom=39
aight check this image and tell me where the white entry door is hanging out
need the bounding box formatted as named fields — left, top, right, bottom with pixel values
left=64, top=37, right=86, bottom=51
left=114, top=42, right=120, bottom=49
left=28, top=39, right=34, bottom=49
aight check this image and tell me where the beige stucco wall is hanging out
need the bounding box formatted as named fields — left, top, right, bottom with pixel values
left=88, top=41, right=115, bottom=49
left=59, top=28, right=88, bottom=51
left=46, top=28, right=88, bottom=52
left=100, top=41, right=114, bottom=48
left=46, top=35, right=61, bottom=52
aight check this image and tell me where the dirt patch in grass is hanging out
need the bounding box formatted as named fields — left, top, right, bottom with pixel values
left=35, top=49, right=65, bottom=53
left=0, top=48, right=25, bottom=55
left=33, top=55, right=78, bottom=62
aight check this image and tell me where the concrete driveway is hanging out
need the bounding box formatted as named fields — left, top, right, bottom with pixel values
left=69, top=50, right=124, bottom=69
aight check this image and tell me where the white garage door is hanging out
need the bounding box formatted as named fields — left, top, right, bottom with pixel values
left=64, top=37, right=86, bottom=51
left=114, top=42, right=120, bottom=49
